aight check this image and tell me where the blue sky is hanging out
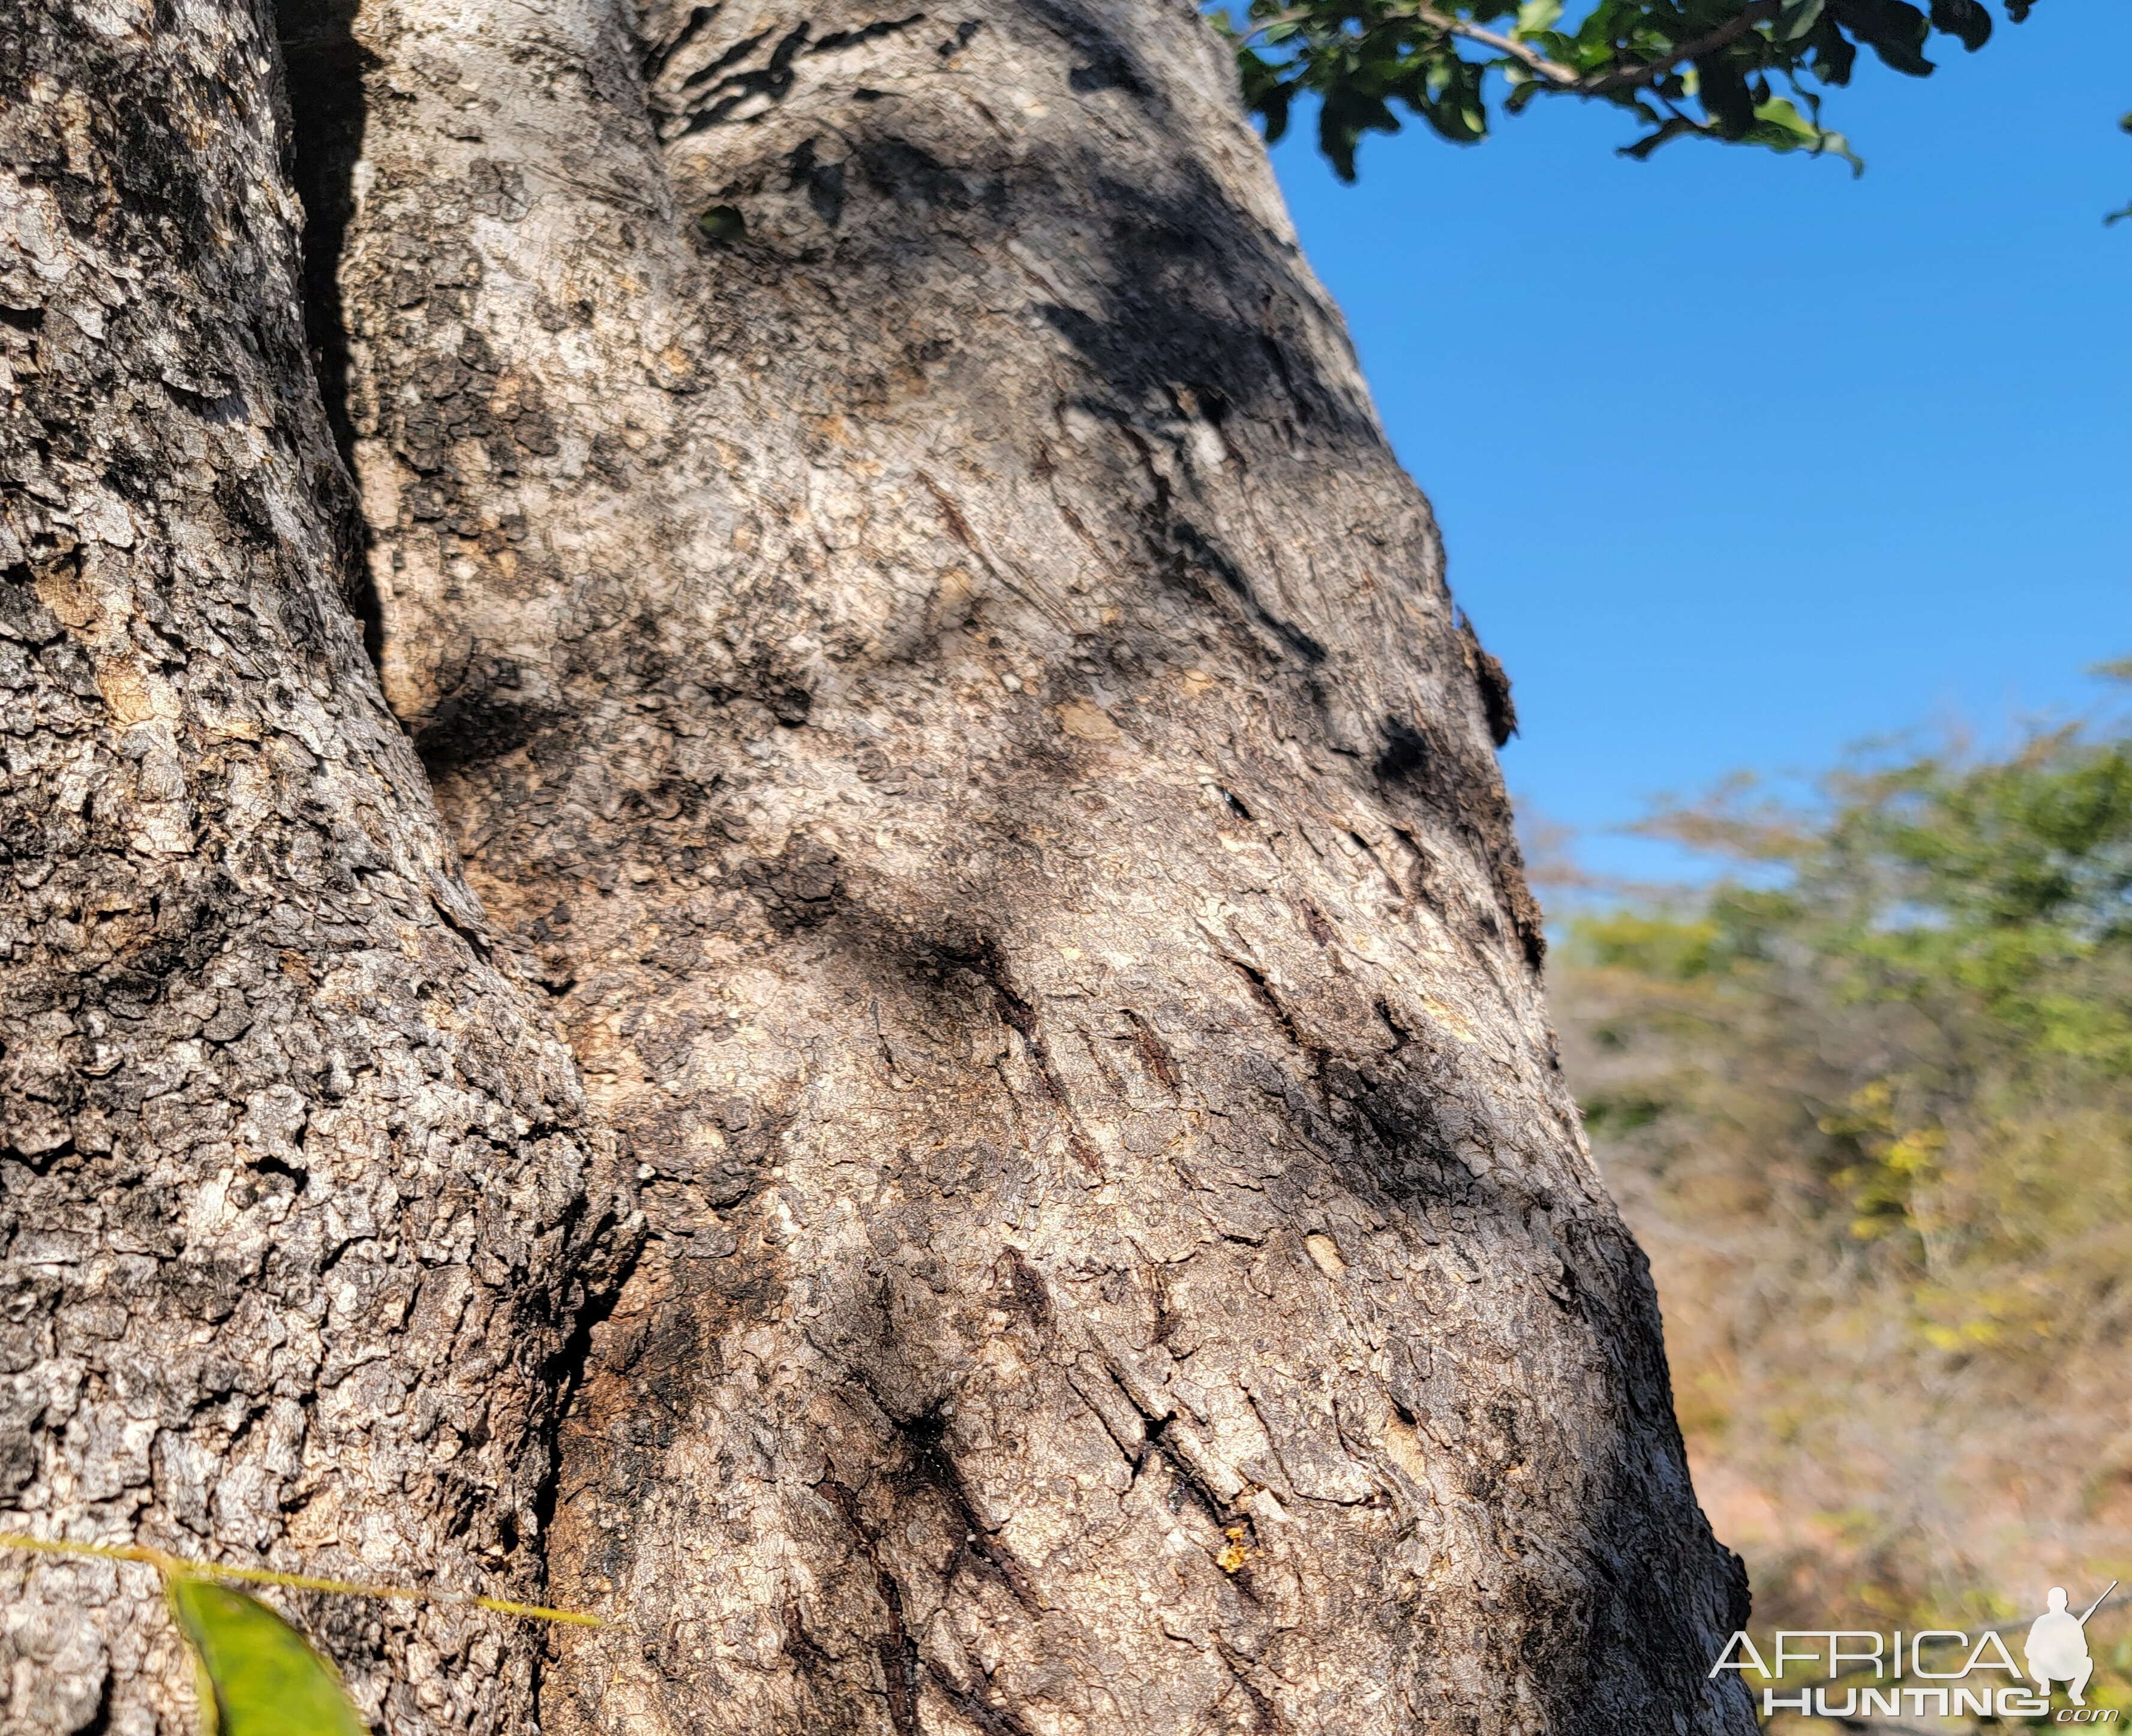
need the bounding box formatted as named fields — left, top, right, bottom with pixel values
left=1266, top=5, right=2132, bottom=884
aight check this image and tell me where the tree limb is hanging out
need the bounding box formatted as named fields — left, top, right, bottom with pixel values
left=1579, top=0, right=1782, bottom=92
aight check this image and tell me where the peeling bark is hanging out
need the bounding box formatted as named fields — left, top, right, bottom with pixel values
left=0, top=5, right=626, bottom=1732
left=311, top=0, right=1755, bottom=1731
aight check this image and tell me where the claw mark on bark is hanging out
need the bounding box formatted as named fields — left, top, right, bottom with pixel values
left=1069, top=1363, right=1149, bottom=1463
left=653, top=4, right=929, bottom=137
left=677, top=26, right=776, bottom=93
left=1098, top=1351, right=1267, bottom=1591
left=641, top=2, right=723, bottom=80
left=1137, top=1413, right=1229, bottom=1522
left=876, top=1566, right=924, bottom=1735
left=1123, top=1401, right=1254, bottom=1572
left=1373, top=996, right=1413, bottom=1053
left=960, top=941, right=1101, bottom=1170
left=666, top=23, right=809, bottom=135
left=870, top=995, right=908, bottom=1084
left=1124, top=1008, right=1181, bottom=1092
left=817, top=1477, right=925, bottom=1734
left=894, top=1400, right=1044, bottom=1613
left=1146, top=1259, right=1187, bottom=1348
left=1118, top=424, right=1328, bottom=669
left=1226, top=957, right=1323, bottom=1080
left=924, top=1657, right=1043, bottom=1736
left=918, top=468, right=980, bottom=549
left=782, top=1596, right=832, bottom=1671
left=1216, top=1640, right=1283, bottom=1732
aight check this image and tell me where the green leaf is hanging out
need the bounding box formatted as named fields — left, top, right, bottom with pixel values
left=1927, top=0, right=1992, bottom=52
left=694, top=205, right=746, bottom=245
left=1512, top=0, right=1563, bottom=38
left=168, top=1579, right=370, bottom=1736
left=1833, top=0, right=1936, bottom=76
left=1776, top=0, right=1828, bottom=43
left=1752, top=95, right=1863, bottom=172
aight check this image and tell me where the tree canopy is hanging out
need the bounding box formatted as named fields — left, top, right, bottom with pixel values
left=1218, top=0, right=2072, bottom=181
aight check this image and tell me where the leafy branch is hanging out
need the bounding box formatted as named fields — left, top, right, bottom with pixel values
left=1221, top=0, right=2033, bottom=179
left=1, top=1533, right=597, bottom=1734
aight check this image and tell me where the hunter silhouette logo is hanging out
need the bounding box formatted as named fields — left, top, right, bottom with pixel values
left=2029, top=1582, right=2118, bottom=1707
left=1709, top=1578, right=2123, bottom=1720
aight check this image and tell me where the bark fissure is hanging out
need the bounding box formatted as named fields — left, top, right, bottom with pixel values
left=1224, top=957, right=1327, bottom=1081
left=269, top=0, right=382, bottom=668
left=1214, top=1641, right=1283, bottom=1735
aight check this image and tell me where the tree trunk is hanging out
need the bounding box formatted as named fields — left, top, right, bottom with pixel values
left=311, top=0, right=1755, bottom=1731
left=2, top=0, right=1755, bottom=1728
left=0, top=5, right=627, bottom=1732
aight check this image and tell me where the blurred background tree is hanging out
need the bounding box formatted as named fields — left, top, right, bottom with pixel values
left=1544, top=677, right=2132, bottom=1716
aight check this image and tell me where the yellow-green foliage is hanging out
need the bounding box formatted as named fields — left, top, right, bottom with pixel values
left=1553, top=711, right=2132, bottom=1678
left=168, top=1579, right=369, bottom=1736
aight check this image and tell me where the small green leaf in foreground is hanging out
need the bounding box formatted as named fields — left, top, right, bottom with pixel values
left=167, top=1578, right=370, bottom=1736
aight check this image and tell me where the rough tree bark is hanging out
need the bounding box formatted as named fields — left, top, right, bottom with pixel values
left=1, top=0, right=1756, bottom=1728
left=308, top=0, right=1755, bottom=1732
left=0, top=5, right=628, bottom=1732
